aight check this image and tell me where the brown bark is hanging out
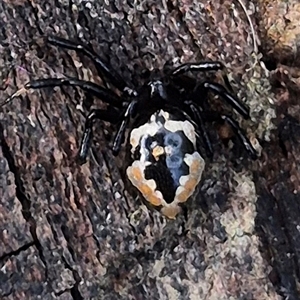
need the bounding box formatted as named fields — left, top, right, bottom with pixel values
left=255, top=0, right=300, bottom=66
left=0, top=0, right=299, bottom=299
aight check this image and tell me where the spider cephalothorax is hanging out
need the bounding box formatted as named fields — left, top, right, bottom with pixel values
left=1, top=36, right=257, bottom=219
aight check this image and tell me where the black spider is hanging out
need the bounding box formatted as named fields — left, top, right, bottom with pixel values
left=1, top=36, right=257, bottom=218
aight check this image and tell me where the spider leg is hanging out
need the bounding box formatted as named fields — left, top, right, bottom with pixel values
left=185, top=101, right=213, bottom=157
left=221, top=114, right=257, bottom=159
left=47, top=36, right=137, bottom=95
left=171, top=61, right=225, bottom=76
left=170, top=61, right=233, bottom=93
left=171, top=61, right=233, bottom=92
left=204, top=112, right=257, bottom=159
left=1, top=78, right=124, bottom=108
left=198, top=81, right=250, bottom=119
left=78, top=107, right=121, bottom=164
left=112, top=100, right=137, bottom=156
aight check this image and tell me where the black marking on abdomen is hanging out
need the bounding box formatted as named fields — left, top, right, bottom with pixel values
left=144, top=163, right=176, bottom=204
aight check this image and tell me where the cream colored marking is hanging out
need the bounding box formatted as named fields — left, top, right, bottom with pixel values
left=130, top=121, right=160, bottom=151
left=164, top=145, right=173, bottom=156
left=164, top=120, right=196, bottom=146
left=150, top=141, right=158, bottom=148
left=150, top=114, right=156, bottom=122
left=160, top=205, right=182, bottom=220
left=175, top=152, right=205, bottom=204
left=127, top=151, right=205, bottom=219
left=139, top=135, right=150, bottom=162
left=129, top=109, right=197, bottom=153
left=179, top=175, right=189, bottom=186
left=147, top=179, right=157, bottom=191
left=152, top=145, right=165, bottom=160
left=184, top=153, right=196, bottom=166
left=127, top=161, right=164, bottom=207
left=159, top=110, right=170, bottom=120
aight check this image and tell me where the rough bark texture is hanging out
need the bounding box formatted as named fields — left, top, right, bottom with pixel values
left=0, top=0, right=299, bottom=299
left=255, top=0, right=300, bottom=66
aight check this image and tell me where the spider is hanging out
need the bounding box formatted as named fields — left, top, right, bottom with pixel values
left=1, top=36, right=257, bottom=219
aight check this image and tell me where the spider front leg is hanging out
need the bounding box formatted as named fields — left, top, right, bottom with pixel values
left=170, top=61, right=233, bottom=92
left=78, top=107, right=121, bottom=164
left=1, top=77, right=124, bottom=108
left=171, top=61, right=225, bottom=76
left=47, top=36, right=137, bottom=96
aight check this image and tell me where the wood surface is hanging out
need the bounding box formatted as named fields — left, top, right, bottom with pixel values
left=0, top=1, right=299, bottom=299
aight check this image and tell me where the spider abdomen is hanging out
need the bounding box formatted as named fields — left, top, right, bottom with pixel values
left=126, top=110, right=205, bottom=219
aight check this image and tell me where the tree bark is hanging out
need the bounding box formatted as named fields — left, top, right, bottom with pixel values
left=0, top=0, right=299, bottom=299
